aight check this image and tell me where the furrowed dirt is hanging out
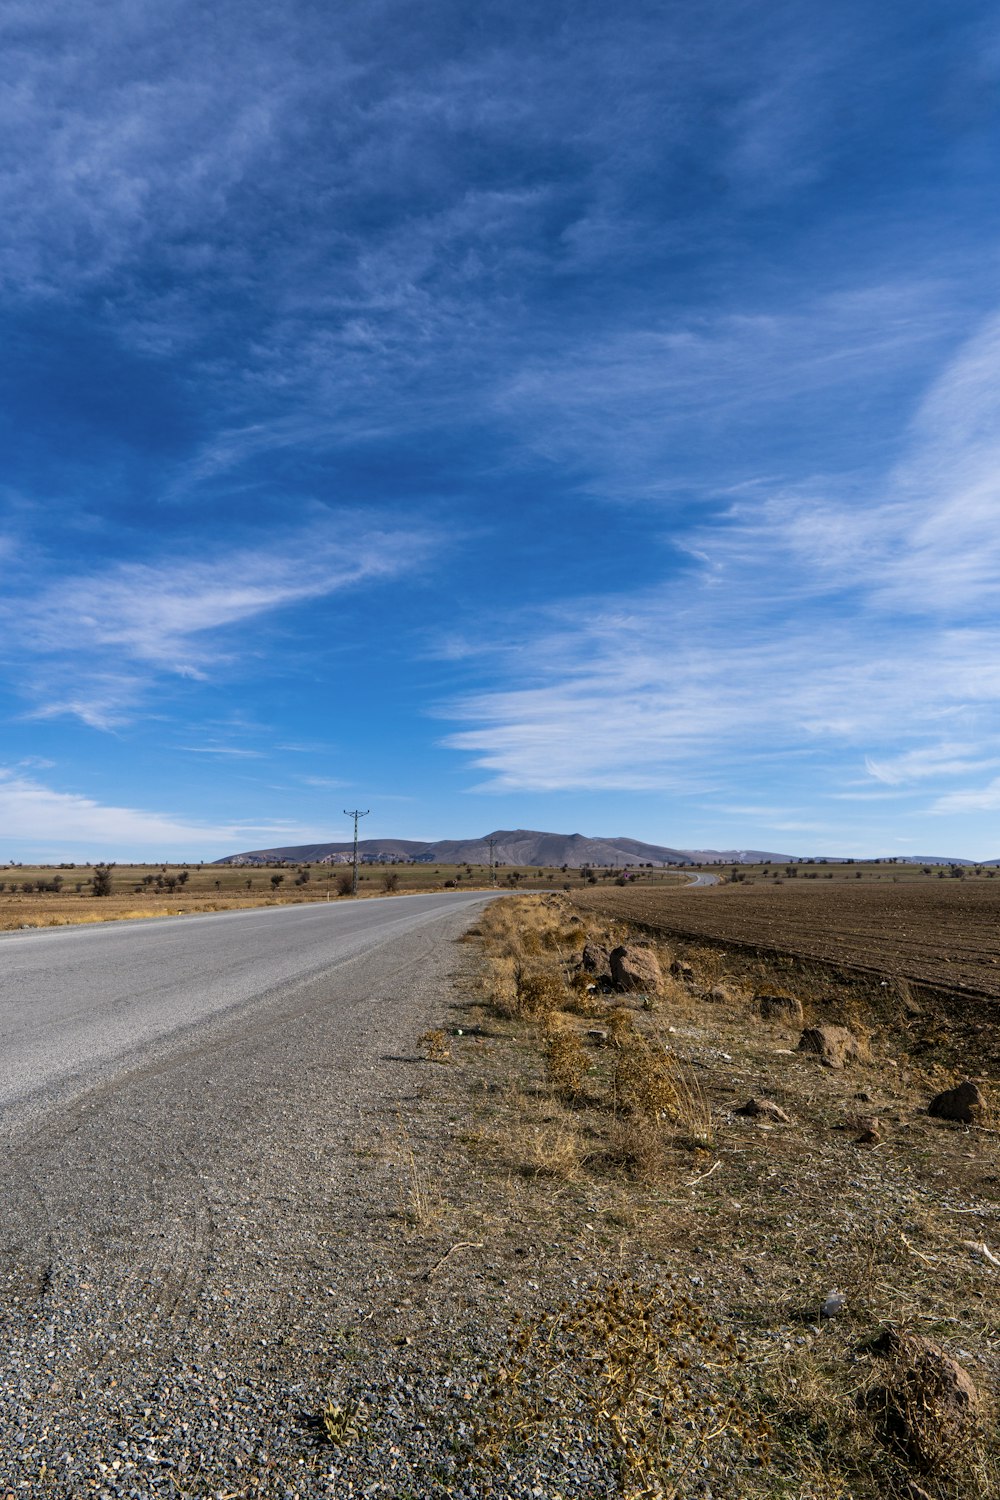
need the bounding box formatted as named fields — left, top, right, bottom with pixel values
left=569, top=880, right=1000, bottom=999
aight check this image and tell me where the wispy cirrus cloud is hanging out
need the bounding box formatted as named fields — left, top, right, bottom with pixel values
left=8, top=517, right=436, bottom=724
left=444, top=305, right=1000, bottom=815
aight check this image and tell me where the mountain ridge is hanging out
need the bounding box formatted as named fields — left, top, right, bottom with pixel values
left=215, top=828, right=794, bottom=867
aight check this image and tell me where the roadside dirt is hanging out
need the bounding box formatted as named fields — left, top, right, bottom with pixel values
left=2, top=892, right=996, bottom=1497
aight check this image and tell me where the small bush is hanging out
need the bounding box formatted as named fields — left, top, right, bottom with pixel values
left=418, top=1028, right=451, bottom=1063
left=615, top=1038, right=680, bottom=1119
left=544, top=1030, right=589, bottom=1097
left=336, top=872, right=353, bottom=896
left=516, top=969, right=566, bottom=1018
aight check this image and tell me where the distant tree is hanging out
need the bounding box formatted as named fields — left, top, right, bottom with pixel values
left=383, top=872, right=399, bottom=892
left=92, top=866, right=113, bottom=897
left=177, top=870, right=190, bottom=886
left=270, top=874, right=284, bottom=890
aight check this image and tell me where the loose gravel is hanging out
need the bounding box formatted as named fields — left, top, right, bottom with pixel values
left=0, top=899, right=578, bottom=1498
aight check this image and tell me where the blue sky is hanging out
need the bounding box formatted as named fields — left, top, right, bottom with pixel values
left=3, top=0, right=1000, bottom=861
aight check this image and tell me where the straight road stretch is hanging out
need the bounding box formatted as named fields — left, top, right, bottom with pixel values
left=0, top=891, right=497, bottom=1118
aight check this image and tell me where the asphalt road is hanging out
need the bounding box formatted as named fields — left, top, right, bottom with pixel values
left=0, top=890, right=497, bottom=1120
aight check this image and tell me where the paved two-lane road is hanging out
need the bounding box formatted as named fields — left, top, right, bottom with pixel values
left=0, top=890, right=497, bottom=1117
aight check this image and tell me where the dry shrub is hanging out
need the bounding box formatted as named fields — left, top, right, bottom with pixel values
left=613, top=1031, right=714, bottom=1150
left=606, top=1006, right=637, bottom=1048
left=474, top=1281, right=770, bottom=1498
left=516, top=967, right=566, bottom=1018
left=518, top=1118, right=584, bottom=1180
left=418, top=1027, right=451, bottom=1063
left=615, top=1036, right=681, bottom=1119
left=485, top=954, right=520, bottom=1017
left=607, top=1112, right=667, bottom=1182
left=559, top=925, right=587, bottom=951
left=545, top=1029, right=590, bottom=1097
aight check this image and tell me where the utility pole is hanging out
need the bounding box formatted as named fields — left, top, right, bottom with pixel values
left=488, top=836, right=497, bottom=887
left=343, top=809, right=369, bottom=895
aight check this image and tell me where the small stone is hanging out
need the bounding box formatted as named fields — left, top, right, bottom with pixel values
left=757, top=993, right=804, bottom=1024
left=735, top=1097, right=791, bottom=1123
left=585, top=1028, right=609, bottom=1046
left=820, top=1290, right=846, bottom=1318
left=928, top=1079, right=988, bottom=1125
left=797, top=1023, right=867, bottom=1069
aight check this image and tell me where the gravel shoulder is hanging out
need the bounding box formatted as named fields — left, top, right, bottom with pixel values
left=0, top=898, right=499, bottom=1496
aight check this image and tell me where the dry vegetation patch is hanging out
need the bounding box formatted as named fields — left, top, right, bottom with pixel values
left=396, top=892, right=1000, bottom=1498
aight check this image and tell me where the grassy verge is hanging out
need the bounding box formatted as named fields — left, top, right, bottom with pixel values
left=388, top=893, right=998, bottom=1498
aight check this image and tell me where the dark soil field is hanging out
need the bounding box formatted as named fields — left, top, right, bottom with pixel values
left=571, top=879, right=1000, bottom=1000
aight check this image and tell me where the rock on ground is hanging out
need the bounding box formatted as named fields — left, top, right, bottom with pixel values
left=869, top=1329, right=979, bottom=1468
left=757, top=993, right=804, bottom=1024
left=734, top=1097, right=791, bottom=1123
left=580, top=941, right=611, bottom=978
left=928, top=1079, right=988, bottom=1125
left=609, top=943, right=663, bottom=994
left=797, top=1023, right=867, bottom=1069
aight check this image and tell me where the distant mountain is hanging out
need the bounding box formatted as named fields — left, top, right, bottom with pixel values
left=215, top=828, right=794, bottom=867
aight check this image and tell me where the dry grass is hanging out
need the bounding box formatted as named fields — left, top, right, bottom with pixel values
left=391, top=1111, right=441, bottom=1229
left=439, top=891, right=1000, bottom=1499
left=475, top=1281, right=771, bottom=1499
left=418, top=1027, right=451, bottom=1063
left=544, top=1029, right=590, bottom=1097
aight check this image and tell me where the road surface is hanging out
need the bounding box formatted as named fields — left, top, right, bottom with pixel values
left=0, top=890, right=505, bottom=1490
left=0, top=890, right=497, bottom=1120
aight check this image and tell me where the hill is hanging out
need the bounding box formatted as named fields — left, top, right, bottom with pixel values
left=215, top=828, right=793, bottom=867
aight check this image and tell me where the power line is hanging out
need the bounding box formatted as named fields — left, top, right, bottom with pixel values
left=488, top=836, right=497, bottom=887
left=343, top=809, right=370, bottom=895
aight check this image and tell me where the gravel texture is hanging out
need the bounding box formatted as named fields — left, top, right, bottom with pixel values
left=0, top=895, right=543, bottom=1498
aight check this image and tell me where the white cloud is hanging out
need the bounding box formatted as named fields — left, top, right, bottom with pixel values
left=9, top=519, right=435, bottom=724
left=864, top=745, right=1000, bottom=785
left=445, top=306, right=1000, bottom=804
left=932, top=779, right=1000, bottom=815
left=0, top=767, right=313, bottom=855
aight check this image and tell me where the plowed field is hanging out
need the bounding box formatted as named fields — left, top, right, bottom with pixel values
left=571, top=879, right=1000, bottom=998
